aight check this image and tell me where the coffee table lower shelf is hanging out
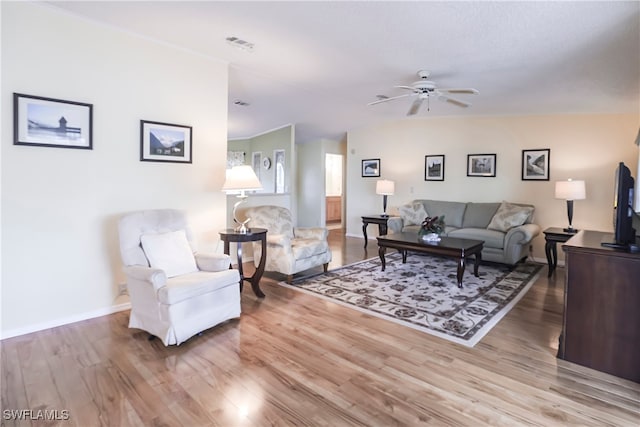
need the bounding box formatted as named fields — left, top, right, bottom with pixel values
left=377, top=233, right=484, bottom=288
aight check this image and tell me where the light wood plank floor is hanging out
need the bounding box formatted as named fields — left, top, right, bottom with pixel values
left=2, top=230, right=639, bottom=426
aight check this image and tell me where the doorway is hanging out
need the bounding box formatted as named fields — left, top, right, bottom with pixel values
left=325, top=153, right=343, bottom=229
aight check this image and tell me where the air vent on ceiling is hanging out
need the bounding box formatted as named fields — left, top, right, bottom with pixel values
left=226, top=36, right=254, bottom=52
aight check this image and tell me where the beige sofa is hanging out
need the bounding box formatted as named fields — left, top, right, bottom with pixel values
left=387, top=200, right=541, bottom=265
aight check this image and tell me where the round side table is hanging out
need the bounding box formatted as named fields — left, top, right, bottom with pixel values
left=219, top=228, right=267, bottom=298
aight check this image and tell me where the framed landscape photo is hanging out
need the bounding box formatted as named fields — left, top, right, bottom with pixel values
left=361, top=158, right=380, bottom=177
left=522, top=149, right=550, bottom=181
left=140, top=120, right=192, bottom=163
left=14, top=93, right=93, bottom=150
left=467, top=154, right=496, bottom=177
left=425, top=155, right=445, bottom=181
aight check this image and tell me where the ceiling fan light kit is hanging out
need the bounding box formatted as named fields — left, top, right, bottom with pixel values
left=369, top=70, right=479, bottom=116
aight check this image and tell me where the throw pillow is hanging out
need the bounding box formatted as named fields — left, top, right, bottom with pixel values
left=399, top=202, right=429, bottom=226
left=141, top=230, right=198, bottom=278
left=487, top=202, right=534, bottom=232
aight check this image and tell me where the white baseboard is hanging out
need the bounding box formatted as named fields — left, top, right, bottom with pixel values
left=1, top=302, right=131, bottom=340
left=345, top=232, right=363, bottom=239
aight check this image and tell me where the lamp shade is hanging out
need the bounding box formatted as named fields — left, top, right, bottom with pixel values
left=555, top=179, right=586, bottom=200
left=376, top=179, right=395, bottom=196
left=222, top=165, right=262, bottom=192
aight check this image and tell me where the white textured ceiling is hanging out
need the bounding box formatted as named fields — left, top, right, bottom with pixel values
left=48, top=1, right=640, bottom=143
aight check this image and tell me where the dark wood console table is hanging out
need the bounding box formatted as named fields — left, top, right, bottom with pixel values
left=219, top=228, right=267, bottom=298
left=560, top=230, right=640, bottom=383
left=361, top=215, right=396, bottom=248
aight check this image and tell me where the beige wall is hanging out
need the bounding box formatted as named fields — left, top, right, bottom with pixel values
left=346, top=114, right=639, bottom=262
left=227, top=125, right=294, bottom=227
left=1, top=2, right=229, bottom=337
left=296, top=137, right=346, bottom=227
left=229, top=125, right=294, bottom=196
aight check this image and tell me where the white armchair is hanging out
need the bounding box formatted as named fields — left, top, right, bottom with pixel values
left=244, top=205, right=332, bottom=283
left=118, top=209, right=241, bottom=346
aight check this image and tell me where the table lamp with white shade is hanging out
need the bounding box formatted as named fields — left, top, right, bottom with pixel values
left=222, top=165, right=263, bottom=233
left=376, top=179, right=395, bottom=216
left=555, top=179, right=586, bottom=233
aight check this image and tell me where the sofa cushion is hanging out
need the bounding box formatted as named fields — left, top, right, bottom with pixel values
left=141, top=230, right=198, bottom=278
left=487, top=202, right=534, bottom=232
left=399, top=202, right=428, bottom=226
left=448, top=228, right=505, bottom=249
left=422, top=200, right=467, bottom=228
left=462, top=203, right=500, bottom=228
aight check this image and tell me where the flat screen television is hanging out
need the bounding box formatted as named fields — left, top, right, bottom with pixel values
left=601, top=162, right=637, bottom=250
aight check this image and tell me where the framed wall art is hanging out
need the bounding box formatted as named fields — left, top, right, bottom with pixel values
left=227, top=151, right=245, bottom=169
left=522, top=149, right=550, bottom=181
left=361, top=158, right=380, bottom=177
left=425, top=155, right=445, bottom=181
left=274, top=149, right=286, bottom=193
left=252, top=151, right=262, bottom=180
left=467, top=154, right=496, bottom=177
left=13, top=93, right=93, bottom=150
left=140, top=120, right=192, bottom=163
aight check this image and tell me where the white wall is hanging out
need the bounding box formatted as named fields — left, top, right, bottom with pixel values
left=1, top=3, right=229, bottom=337
left=346, top=114, right=639, bottom=262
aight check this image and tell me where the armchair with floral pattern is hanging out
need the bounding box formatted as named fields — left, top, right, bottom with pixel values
left=244, top=205, right=331, bottom=283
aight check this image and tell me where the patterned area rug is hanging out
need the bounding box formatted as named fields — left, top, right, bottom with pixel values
left=278, top=253, right=542, bottom=347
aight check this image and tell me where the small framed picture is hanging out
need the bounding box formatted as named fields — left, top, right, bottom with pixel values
left=522, top=149, right=550, bottom=181
left=226, top=150, right=245, bottom=169
left=361, top=158, right=380, bottom=177
left=140, top=120, right=192, bottom=163
left=13, top=93, right=93, bottom=150
left=425, top=155, right=445, bottom=181
left=467, top=154, right=496, bottom=177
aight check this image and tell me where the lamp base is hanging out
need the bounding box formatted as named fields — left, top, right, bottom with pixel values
left=232, top=195, right=250, bottom=233
left=235, top=220, right=250, bottom=234
left=563, top=227, right=578, bottom=234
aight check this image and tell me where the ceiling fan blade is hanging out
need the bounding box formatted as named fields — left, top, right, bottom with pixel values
left=438, top=95, right=470, bottom=108
left=407, top=98, right=423, bottom=115
left=367, top=93, right=415, bottom=106
left=438, top=88, right=479, bottom=95
left=394, top=85, right=419, bottom=92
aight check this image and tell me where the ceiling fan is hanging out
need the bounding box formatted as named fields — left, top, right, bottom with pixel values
left=368, top=70, right=479, bottom=116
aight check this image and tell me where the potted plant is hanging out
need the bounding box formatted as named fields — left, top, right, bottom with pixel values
left=419, top=216, right=445, bottom=241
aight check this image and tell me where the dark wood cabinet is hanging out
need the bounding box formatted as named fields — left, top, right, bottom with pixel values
left=560, top=230, right=640, bottom=383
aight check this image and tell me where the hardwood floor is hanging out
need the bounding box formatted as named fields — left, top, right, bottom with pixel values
left=2, top=230, right=639, bottom=426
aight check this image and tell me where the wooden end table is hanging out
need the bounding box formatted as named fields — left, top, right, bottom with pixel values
left=219, top=228, right=267, bottom=298
left=361, top=215, right=396, bottom=248
left=543, top=227, right=576, bottom=277
left=377, top=233, right=483, bottom=288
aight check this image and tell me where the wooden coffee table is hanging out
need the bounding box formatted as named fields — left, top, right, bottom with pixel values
left=377, top=233, right=484, bottom=288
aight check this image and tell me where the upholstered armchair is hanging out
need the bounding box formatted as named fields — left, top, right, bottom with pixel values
left=244, top=205, right=332, bottom=283
left=118, top=209, right=241, bottom=346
